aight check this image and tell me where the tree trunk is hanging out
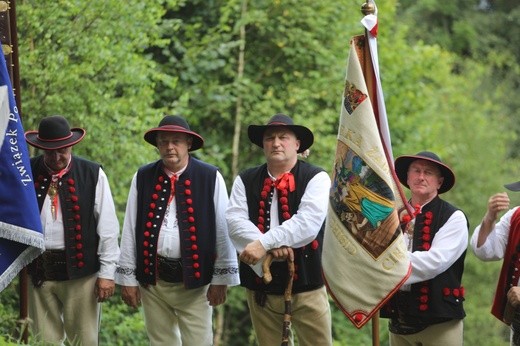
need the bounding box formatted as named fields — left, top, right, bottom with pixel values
left=231, top=0, right=248, bottom=179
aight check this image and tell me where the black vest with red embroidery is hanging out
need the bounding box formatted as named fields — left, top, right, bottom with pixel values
left=239, top=160, right=325, bottom=294
left=31, top=155, right=101, bottom=279
left=135, top=157, right=217, bottom=288
left=381, top=196, right=467, bottom=322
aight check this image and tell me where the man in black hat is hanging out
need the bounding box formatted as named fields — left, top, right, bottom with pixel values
left=226, top=113, right=332, bottom=345
left=116, top=115, right=239, bottom=345
left=24, top=115, right=120, bottom=345
left=470, top=181, right=520, bottom=345
left=381, top=151, right=468, bottom=346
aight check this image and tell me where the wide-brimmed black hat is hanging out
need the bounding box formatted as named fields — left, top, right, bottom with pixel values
left=25, top=115, right=86, bottom=150
left=394, top=151, right=455, bottom=194
left=504, top=181, right=520, bottom=192
left=247, top=113, right=314, bottom=153
left=144, top=115, right=204, bottom=151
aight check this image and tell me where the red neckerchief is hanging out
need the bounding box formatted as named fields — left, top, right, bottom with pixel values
left=274, top=172, right=295, bottom=192
left=168, top=175, right=177, bottom=204
left=163, top=167, right=179, bottom=205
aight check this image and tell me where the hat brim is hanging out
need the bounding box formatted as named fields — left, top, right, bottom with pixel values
left=25, top=128, right=85, bottom=150
left=248, top=124, right=314, bottom=153
left=144, top=127, right=204, bottom=151
left=394, top=155, right=455, bottom=194
left=504, top=181, right=520, bottom=192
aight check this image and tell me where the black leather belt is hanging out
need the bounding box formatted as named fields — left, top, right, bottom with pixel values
left=30, top=250, right=68, bottom=287
left=42, top=249, right=66, bottom=263
left=41, top=250, right=68, bottom=281
left=157, top=256, right=183, bottom=283
left=389, top=318, right=430, bottom=335
left=389, top=291, right=452, bottom=335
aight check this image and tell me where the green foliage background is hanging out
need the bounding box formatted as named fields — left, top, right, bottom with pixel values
left=1, top=0, right=520, bottom=344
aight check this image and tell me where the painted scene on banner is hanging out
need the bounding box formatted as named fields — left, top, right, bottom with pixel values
left=330, top=141, right=399, bottom=259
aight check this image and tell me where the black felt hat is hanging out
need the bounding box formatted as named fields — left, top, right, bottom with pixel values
left=247, top=113, right=314, bottom=153
left=504, top=181, right=520, bottom=192
left=25, top=115, right=85, bottom=150
left=394, top=151, right=455, bottom=194
left=144, top=115, right=204, bottom=151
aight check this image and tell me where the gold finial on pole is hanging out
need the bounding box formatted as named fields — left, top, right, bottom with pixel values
left=361, top=1, right=376, bottom=16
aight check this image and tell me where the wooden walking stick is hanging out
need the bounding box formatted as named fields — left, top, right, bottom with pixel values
left=262, top=251, right=295, bottom=346
left=504, top=301, right=516, bottom=325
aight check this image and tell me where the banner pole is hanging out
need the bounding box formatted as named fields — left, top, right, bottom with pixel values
left=9, top=0, right=21, bottom=112
left=360, top=2, right=380, bottom=345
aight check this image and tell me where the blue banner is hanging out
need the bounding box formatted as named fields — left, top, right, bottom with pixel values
left=0, top=44, right=44, bottom=292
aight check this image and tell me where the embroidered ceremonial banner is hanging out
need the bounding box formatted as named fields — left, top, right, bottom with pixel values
left=322, top=32, right=411, bottom=329
left=0, top=45, right=44, bottom=292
